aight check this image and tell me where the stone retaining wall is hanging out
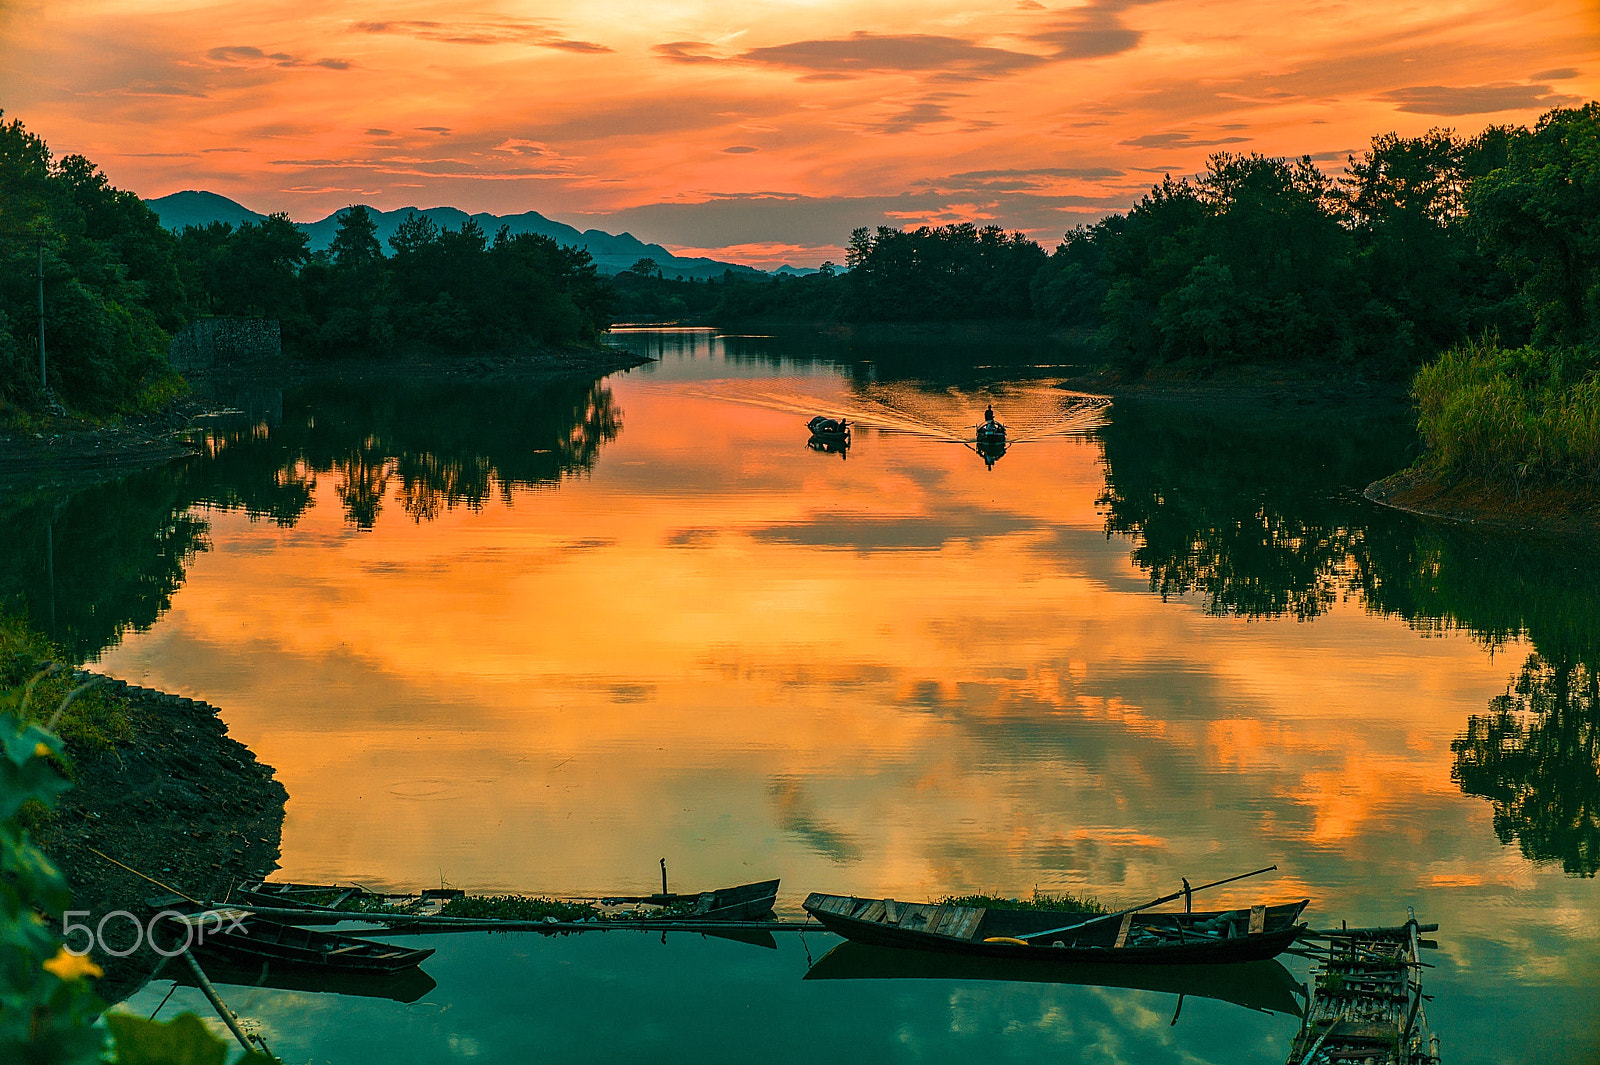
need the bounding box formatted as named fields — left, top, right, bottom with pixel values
left=169, top=317, right=282, bottom=372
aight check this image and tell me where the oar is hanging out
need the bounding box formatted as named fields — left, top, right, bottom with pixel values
left=1018, top=864, right=1279, bottom=943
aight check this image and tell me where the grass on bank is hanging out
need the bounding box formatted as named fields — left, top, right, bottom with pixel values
left=0, top=609, right=131, bottom=756
left=936, top=890, right=1105, bottom=914
left=1414, top=337, right=1600, bottom=491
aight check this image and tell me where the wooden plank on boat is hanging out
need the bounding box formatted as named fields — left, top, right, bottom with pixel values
left=950, top=906, right=984, bottom=941
left=859, top=900, right=887, bottom=924
left=1114, top=912, right=1133, bottom=948
left=1249, top=905, right=1266, bottom=935
left=883, top=899, right=899, bottom=924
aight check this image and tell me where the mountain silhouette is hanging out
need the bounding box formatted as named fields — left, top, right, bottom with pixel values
left=144, top=191, right=765, bottom=279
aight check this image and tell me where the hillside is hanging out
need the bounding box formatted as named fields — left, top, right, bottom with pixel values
left=144, top=191, right=764, bottom=279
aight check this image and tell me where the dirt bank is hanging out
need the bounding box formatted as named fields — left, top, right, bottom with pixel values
left=35, top=673, right=288, bottom=1003
left=1365, top=464, right=1600, bottom=538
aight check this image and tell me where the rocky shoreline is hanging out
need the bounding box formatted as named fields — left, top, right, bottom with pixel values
left=36, top=673, right=288, bottom=1003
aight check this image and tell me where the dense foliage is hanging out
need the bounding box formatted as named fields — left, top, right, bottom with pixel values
left=1405, top=105, right=1600, bottom=490
left=1031, top=132, right=1529, bottom=375
left=606, top=223, right=1045, bottom=324
left=180, top=206, right=615, bottom=360
left=1, top=113, right=615, bottom=417
left=0, top=113, right=185, bottom=415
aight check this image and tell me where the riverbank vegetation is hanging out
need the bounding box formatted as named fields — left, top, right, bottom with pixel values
left=0, top=111, right=615, bottom=419
left=937, top=891, right=1104, bottom=914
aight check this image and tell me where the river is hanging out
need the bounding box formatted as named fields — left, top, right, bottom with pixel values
left=5, top=327, right=1596, bottom=1062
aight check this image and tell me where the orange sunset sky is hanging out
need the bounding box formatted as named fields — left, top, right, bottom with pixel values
left=2, top=0, right=1597, bottom=265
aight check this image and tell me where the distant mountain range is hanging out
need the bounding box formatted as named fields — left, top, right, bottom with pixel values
left=143, top=191, right=775, bottom=279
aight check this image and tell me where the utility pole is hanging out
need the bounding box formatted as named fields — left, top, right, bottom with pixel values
left=37, top=238, right=47, bottom=392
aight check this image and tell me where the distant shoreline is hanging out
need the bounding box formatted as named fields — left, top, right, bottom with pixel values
left=0, top=344, right=651, bottom=492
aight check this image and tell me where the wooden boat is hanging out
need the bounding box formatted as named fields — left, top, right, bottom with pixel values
left=802, top=893, right=1309, bottom=964
left=804, top=941, right=1304, bottom=1016
left=160, top=910, right=435, bottom=975
left=170, top=953, right=437, bottom=1003
left=975, top=420, right=1006, bottom=445
left=604, top=878, right=780, bottom=921
left=233, top=881, right=460, bottom=923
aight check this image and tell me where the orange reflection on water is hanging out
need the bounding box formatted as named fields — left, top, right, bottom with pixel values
left=96, top=359, right=1584, bottom=984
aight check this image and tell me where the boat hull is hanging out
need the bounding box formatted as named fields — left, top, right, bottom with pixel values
left=161, top=913, right=435, bottom=975
left=803, top=894, right=1308, bottom=965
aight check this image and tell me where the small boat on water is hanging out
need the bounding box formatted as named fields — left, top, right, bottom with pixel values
left=157, top=909, right=435, bottom=975
left=603, top=878, right=781, bottom=921
left=222, top=876, right=780, bottom=925
left=228, top=881, right=460, bottom=924
left=807, top=415, right=851, bottom=446
left=976, top=420, right=1006, bottom=445
left=802, top=893, right=1309, bottom=965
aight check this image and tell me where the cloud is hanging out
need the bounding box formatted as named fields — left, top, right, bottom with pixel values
left=1119, top=129, right=1252, bottom=149
left=1029, top=0, right=1152, bottom=60
left=932, top=166, right=1128, bottom=192
left=416, top=126, right=452, bottom=135
left=865, top=100, right=959, bottom=133
left=653, top=41, right=720, bottom=64
left=494, top=138, right=553, bottom=156
left=509, top=95, right=789, bottom=144
left=739, top=32, right=1049, bottom=77
left=100, top=82, right=210, bottom=99
left=205, top=45, right=350, bottom=70
left=1532, top=68, right=1580, bottom=80
left=1379, top=82, right=1584, bottom=115
left=721, top=145, right=759, bottom=153
left=352, top=18, right=609, bottom=53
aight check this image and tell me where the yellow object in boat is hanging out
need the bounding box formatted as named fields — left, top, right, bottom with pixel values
left=982, top=936, right=1032, bottom=946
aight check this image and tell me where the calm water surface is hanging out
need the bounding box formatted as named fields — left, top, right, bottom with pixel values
left=6, top=328, right=1598, bottom=1062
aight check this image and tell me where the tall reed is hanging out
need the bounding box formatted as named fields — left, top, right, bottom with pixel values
left=1414, top=338, right=1600, bottom=489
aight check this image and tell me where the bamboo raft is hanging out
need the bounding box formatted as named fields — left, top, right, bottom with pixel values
left=1287, top=911, right=1440, bottom=1065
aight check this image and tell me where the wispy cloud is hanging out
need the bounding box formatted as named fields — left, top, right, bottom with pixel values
left=351, top=18, right=609, bottom=53
left=206, top=45, right=350, bottom=70
left=738, top=32, right=1049, bottom=77
left=1379, top=82, right=1584, bottom=115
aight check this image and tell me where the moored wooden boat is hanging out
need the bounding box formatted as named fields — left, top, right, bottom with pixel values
left=802, top=892, right=1309, bottom=964
left=605, top=878, right=780, bottom=921
left=159, top=910, right=435, bottom=975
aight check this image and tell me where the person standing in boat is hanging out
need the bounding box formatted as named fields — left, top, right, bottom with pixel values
left=983, top=404, right=995, bottom=425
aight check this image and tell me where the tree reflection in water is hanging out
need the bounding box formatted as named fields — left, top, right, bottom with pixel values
left=1095, top=398, right=1600, bottom=876
left=0, top=374, right=622, bottom=660
left=1453, top=654, right=1600, bottom=877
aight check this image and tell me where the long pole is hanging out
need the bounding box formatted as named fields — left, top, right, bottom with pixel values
left=179, top=951, right=260, bottom=1054
left=37, top=239, right=46, bottom=391
left=1020, top=864, right=1279, bottom=942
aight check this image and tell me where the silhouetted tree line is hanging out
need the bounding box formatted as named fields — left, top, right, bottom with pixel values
left=623, top=104, right=1598, bottom=387
left=1, top=112, right=614, bottom=415
left=178, top=206, right=614, bottom=362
